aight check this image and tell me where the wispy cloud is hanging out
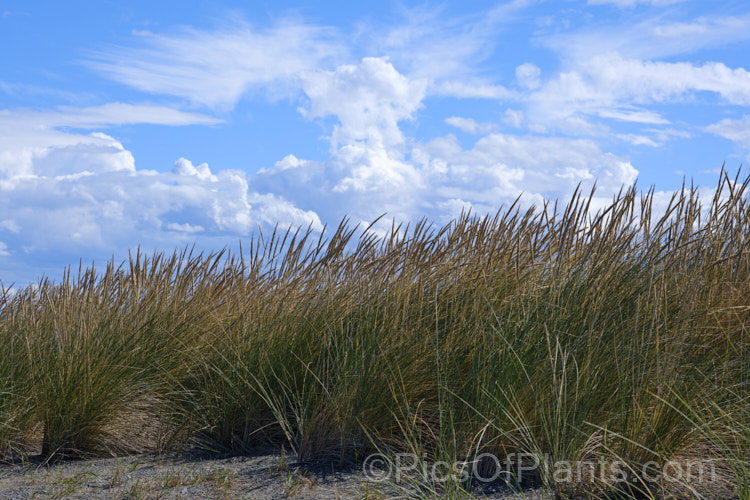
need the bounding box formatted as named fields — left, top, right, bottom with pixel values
left=0, top=80, right=92, bottom=104
left=87, top=17, right=345, bottom=109
left=518, top=54, right=750, bottom=139
left=431, top=81, right=515, bottom=99
left=587, top=0, right=687, bottom=8
left=444, top=117, right=497, bottom=134
left=706, top=116, right=750, bottom=161
left=2, top=103, right=221, bottom=129
left=544, top=13, right=750, bottom=62
left=87, top=2, right=534, bottom=110
left=356, top=1, right=535, bottom=98
left=596, top=107, right=669, bottom=124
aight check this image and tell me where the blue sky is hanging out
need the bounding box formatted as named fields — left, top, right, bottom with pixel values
left=2, top=0, right=750, bottom=286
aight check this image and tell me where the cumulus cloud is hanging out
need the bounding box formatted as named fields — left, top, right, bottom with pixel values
left=0, top=105, right=217, bottom=180
left=1, top=147, right=320, bottom=251
left=22, top=2, right=743, bottom=284
left=6, top=3, right=750, bottom=289
left=300, top=57, right=427, bottom=150
left=250, top=58, right=639, bottom=228
left=0, top=58, right=640, bottom=260
left=172, top=157, right=216, bottom=181
left=418, top=133, right=638, bottom=207
left=0, top=104, right=322, bottom=285
left=0, top=131, right=135, bottom=182
left=252, top=132, right=638, bottom=228
left=254, top=148, right=423, bottom=227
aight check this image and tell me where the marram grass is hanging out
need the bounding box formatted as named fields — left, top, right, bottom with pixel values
left=1, top=170, right=749, bottom=499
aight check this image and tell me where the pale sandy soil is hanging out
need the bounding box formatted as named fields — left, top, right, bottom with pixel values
left=0, top=451, right=550, bottom=499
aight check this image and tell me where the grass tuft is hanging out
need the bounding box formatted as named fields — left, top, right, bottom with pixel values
left=1, top=169, right=749, bottom=498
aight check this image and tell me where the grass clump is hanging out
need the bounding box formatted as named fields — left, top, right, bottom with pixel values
left=1, top=169, right=749, bottom=498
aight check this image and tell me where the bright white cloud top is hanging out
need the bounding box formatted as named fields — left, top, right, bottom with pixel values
left=0, top=1, right=748, bottom=285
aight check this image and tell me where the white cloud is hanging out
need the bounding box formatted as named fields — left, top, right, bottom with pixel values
left=431, top=81, right=514, bottom=100
left=253, top=146, right=424, bottom=226
left=88, top=4, right=532, bottom=109
left=0, top=149, right=322, bottom=255
left=515, top=63, right=541, bottom=90
left=0, top=102, right=322, bottom=275
left=252, top=131, right=639, bottom=227
left=0, top=49, right=653, bottom=287
left=583, top=56, right=750, bottom=105
left=0, top=105, right=216, bottom=181
left=615, top=134, right=660, bottom=147
left=250, top=58, right=639, bottom=227
left=366, top=8, right=491, bottom=82
left=502, top=109, right=525, bottom=128
left=172, top=157, right=217, bottom=181
left=0, top=220, right=20, bottom=233
left=1, top=103, right=220, bottom=129
left=209, top=57, right=634, bottom=236
left=587, top=0, right=687, bottom=7
left=422, top=133, right=638, bottom=200
left=648, top=128, right=693, bottom=142
left=0, top=130, right=135, bottom=181
left=596, top=108, right=669, bottom=124
left=706, top=116, right=750, bottom=160
left=9, top=3, right=749, bottom=287
left=300, top=57, right=427, bottom=150
left=444, top=117, right=495, bottom=134
left=358, top=2, right=532, bottom=86
left=521, top=54, right=750, bottom=136
left=88, top=18, right=345, bottom=109
left=166, top=222, right=204, bottom=233
left=51, top=103, right=221, bottom=128
left=518, top=10, right=750, bottom=147
left=36, top=132, right=136, bottom=177
left=545, top=14, right=750, bottom=62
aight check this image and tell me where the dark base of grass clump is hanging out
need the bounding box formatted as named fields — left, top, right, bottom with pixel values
left=2, top=168, right=749, bottom=498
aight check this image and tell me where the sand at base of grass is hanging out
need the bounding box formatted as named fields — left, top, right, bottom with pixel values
left=0, top=451, right=549, bottom=499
